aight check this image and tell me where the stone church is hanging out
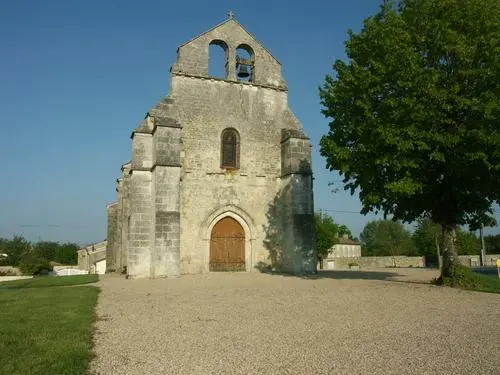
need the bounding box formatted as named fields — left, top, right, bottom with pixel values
left=105, top=14, right=316, bottom=278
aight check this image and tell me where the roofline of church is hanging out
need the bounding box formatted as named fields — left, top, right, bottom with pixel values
left=177, top=17, right=281, bottom=65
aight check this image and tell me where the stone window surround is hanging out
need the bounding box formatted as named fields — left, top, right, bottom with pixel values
left=220, top=127, right=240, bottom=170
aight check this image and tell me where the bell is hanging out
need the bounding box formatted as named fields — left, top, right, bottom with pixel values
left=237, top=64, right=250, bottom=78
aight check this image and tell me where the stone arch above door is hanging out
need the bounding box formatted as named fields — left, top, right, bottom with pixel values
left=202, top=205, right=255, bottom=241
left=210, top=217, right=245, bottom=271
left=202, top=205, right=255, bottom=272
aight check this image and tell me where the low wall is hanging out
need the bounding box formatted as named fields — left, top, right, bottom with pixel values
left=54, top=268, right=88, bottom=276
left=323, top=254, right=500, bottom=270
left=0, top=276, right=33, bottom=282
left=53, top=265, right=80, bottom=271
left=0, top=266, right=21, bottom=276
left=327, top=256, right=425, bottom=269
left=361, top=256, right=425, bottom=268
left=455, top=254, right=500, bottom=267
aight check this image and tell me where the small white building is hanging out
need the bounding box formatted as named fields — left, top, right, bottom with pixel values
left=330, top=235, right=361, bottom=258
left=322, top=234, right=361, bottom=270
left=77, top=240, right=107, bottom=275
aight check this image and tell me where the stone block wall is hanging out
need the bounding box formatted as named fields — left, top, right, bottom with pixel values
left=127, top=170, right=153, bottom=278
left=172, top=19, right=286, bottom=88
left=105, top=202, right=118, bottom=272
left=131, top=133, right=153, bottom=170
left=175, top=78, right=286, bottom=274
left=152, top=165, right=180, bottom=277
left=117, top=168, right=130, bottom=274
left=78, top=249, right=106, bottom=273
left=327, top=256, right=426, bottom=269
left=0, top=266, right=21, bottom=276
left=169, top=73, right=315, bottom=274
left=324, top=255, right=500, bottom=270
left=456, top=254, right=500, bottom=267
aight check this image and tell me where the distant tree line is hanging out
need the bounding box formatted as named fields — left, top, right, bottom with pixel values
left=315, top=214, right=500, bottom=260
left=0, top=235, right=79, bottom=275
left=360, top=218, right=494, bottom=257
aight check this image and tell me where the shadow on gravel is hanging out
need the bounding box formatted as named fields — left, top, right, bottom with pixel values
left=257, top=268, right=398, bottom=281
left=255, top=266, right=434, bottom=286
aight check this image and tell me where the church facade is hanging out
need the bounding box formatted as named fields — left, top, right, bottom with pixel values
left=105, top=15, right=316, bottom=278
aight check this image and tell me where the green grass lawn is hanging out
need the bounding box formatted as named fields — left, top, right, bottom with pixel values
left=466, top=272, right=500, bottom=293
left=0, top=275, right=99, bottom=375
left=441, top=265, right=500, bottom=294
left=0, top=274, right=99, bottom=289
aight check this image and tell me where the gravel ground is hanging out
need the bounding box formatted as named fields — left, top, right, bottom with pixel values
left=89, top=269, right=500, bottom=375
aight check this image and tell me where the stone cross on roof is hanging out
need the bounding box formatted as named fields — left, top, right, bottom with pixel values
left=227, top=10, right=235, bottom=19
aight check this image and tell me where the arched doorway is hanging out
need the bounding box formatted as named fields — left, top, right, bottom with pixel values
left=210, top=217, right=245, bottom=271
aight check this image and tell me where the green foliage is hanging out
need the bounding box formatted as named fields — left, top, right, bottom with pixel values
left=54, top=243, right=79, bottom=265
left=457, top=231, right=481, bottom=255
left=484, top=234, right=500, bottom=253
left=337, top=224, right=353, bottom=239
left=412, top=218, right=480, bottom=258
left=314, top=212, right=339, bottom=260
left=439, top=264, right=500, bottom=293
left=18, top=254, right=53, bottom=276
left=32, top=241, right=58, bottom=262
left=314, top=212, right=355, bottom=261
left=319, top=0, right=500, bottom=278
left=441, top=264, right=479, bottom=288
left=412, top=218, right=481, bottom=255
left=468, top=210, right=497, bottom=231
left=360, top=220, right=414, bottom=256
left=0, top=235, right=31, bottom=266
left=412, top=218, right=442, bottom=257
left=0, top=235, right=79, bottom=266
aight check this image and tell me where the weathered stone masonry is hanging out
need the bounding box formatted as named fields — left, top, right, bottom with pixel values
left=106, top=15, right=316, bottom=278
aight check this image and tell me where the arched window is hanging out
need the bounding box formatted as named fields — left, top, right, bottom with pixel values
left=236, top=44, right=254, bottom=82
left=221, top=128, right=240, bottom=169
left=209, top=40, right=229, bottom=79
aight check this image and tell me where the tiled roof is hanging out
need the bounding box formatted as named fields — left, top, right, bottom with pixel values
left=336, top=237, right=360, bottom=245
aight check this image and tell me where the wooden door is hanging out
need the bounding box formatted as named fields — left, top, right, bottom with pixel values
left=210, top=217, right=245, bottom=271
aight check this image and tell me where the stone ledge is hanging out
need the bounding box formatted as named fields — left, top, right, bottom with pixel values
left=280, top=171, right=313, bottom=177
left=281, top=128, right=310, bottom=142
left=153, top=117, right=182, bottom=131
left=128, top=167, right=150, bottom=174
left=171, top=71, right=288, bottom=92
left=151, top=163, right=181, bottom=171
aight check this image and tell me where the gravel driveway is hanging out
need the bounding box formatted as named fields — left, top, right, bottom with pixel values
left=89, top=269, right=500, bottom=375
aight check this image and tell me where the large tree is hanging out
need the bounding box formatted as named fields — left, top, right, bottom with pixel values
left=360, top=220, right=414, bottom=259
left=33, top=241, right=59, bottom=262
left=0, top=235, right=32, bottom=266
left=319, top=0, right=500, bottom=280
left=54, top=243, right=79, bottom=265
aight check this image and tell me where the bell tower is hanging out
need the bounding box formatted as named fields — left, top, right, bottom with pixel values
left=170, top=12, right=287, bottom=89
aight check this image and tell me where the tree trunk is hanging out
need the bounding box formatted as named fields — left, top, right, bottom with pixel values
left=441, top=224, right=458, bottom=278
left=480, top=225, right=486, bottom=267
left=318, top=256, right=324, bottom=270
left=434, top=233, right=442, bottom=270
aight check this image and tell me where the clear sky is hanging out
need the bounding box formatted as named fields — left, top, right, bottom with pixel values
left=1, top=0, right=498, bottom=245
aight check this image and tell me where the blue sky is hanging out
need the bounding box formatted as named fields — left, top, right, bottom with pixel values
left=1, top=0, right=498, bottom=245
